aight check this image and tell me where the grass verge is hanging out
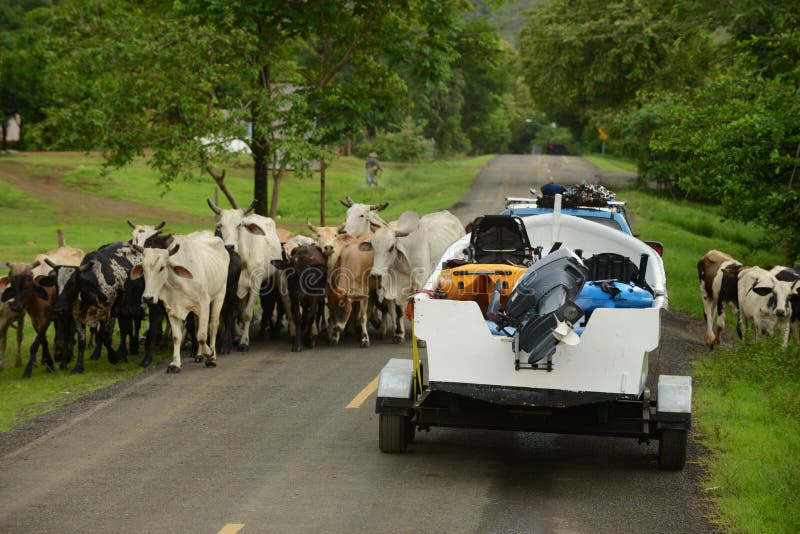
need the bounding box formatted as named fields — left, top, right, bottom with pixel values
left=621, top=184, right=797, bottom=532
left=583, top=153, right=638, bottom=174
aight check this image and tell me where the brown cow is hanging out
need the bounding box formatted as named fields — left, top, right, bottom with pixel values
left=327, top=235, right=379, bottom=348
left=0, top=287, right=25, bottom=369
left=697, top=249, right=745, bottom=348
left=2, top=262, right=58, bottom=377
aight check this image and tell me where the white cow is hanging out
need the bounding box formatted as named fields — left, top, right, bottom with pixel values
left=737, top=266, right=793, bottom=345
left=127, top=220, right=166, bottom=247
left=132, top=231, right=229, bottom=372
left=207, top=199, right=282, bottom=350
left=361, top=210, right=465, bottom=342
left=340, top=196, right=389, bottom=237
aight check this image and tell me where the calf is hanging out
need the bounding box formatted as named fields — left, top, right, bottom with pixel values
left=271, top=244, right=327, bottom=352
left=2, top=262, right=57, bottom=377
left=327, top=235, right=378, bottom=348
left=770, top=265, right=800, bottom=343
left=132, top=232, right=229, bottom=372
left=697, top=249, right=744, bottom=348
left=0, top=282, right=25, bottom=369
left=737, top=267, right=793, bottom=345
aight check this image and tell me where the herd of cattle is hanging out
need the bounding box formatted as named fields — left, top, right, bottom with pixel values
left=0, top=196, right=464, bottom=377
left=698, top=249, right=800, bottom=348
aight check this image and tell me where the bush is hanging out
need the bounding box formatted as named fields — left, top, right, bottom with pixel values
left=369, top=117, right=434, bottom=162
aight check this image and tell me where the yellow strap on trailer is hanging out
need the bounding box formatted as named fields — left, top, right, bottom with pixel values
left=410, top=308, right=422, bottom=399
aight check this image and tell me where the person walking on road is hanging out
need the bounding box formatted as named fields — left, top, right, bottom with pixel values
left=365, top=151, right=383, bottom=187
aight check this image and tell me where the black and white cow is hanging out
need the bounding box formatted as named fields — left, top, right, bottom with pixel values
left=770, top=265, right=800, bottom=343
left=47, top=242, right=142, bottom=373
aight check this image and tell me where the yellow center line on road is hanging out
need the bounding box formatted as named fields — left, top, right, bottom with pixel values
left=218, top=524, right=245, bottom=534
left=346, top=374, right=380, bottom=409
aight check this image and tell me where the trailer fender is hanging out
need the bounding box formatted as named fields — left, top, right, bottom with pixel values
left=656, top=375, right=692, bottom=429
left=377, top=358, right=414, bottom=399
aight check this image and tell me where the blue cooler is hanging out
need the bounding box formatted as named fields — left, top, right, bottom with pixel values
left=575, top=281, right=654, bottom=316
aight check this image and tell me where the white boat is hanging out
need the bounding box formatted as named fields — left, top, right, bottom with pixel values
left=375, top=195, right=692, bottom=469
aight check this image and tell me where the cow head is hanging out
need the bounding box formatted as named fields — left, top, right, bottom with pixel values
left=327, top=287, right=352, bottom=333
left=2, top=262, right=48, bottom=312
left=132, top=245, right=192, bottom=303
left=37, top=258, right=82, bottom=317
left=308, top=220, right=340, bottom=257
left=208, top=198, right=260, bottom=252
left=363, top=211, right=419, bottom=279
left=128, top=220, right=166, bottom=247
left=340, top=197, right=389, bottom=237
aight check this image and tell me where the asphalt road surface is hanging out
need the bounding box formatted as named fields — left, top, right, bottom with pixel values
left=0, top=155, right=713, bottom=533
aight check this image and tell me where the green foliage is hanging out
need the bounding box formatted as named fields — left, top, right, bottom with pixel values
left=371, top=117, right=434, bottom=163
left=641, top=75, right=800, bottom=256
left=519, top=0, right=711, bottom=122
left=27, top=0, right=466, bottom=217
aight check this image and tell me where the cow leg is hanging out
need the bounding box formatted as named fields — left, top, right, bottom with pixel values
left=25, top=324, right=54, bottom=378
left=238, top=287, right=259, bottom=351
left=701, top=287, right=718, bottom=348
left=116, top=316, right=131, bottom=364
left=140, top=303, right=162, bottom=368
left=0, top=317, right=8, bottom=370
left=89, top=323, right=104, bottom=360
left=304, top=298, right=320, bottom=349
left=14, top=313, right=24, bottom=368
left=204, top=298, right=222, bottom=368
left=393, top=303, right=405, bottom=343
left=290, top=297, right=303, bottom=352
left=100, top=320, right=120, bottom=364
left=71, top=320, right=87, bottom=374
left=358, top=299, right=370, bottom=348
left=166, top=314, right=184, bottom=373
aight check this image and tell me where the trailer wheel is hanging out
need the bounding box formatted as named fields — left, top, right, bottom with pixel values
left=406, top=418, right=416, bottom=444
left=658, top=429, right=687, bottom=470
left=379, top=414, right=408, bottom=453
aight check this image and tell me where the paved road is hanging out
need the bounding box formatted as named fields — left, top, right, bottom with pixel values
left=0, top=156, right=712, bottom=533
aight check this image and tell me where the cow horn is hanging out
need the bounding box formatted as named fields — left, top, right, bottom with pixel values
left=207, top=198, right=222, bottom=215
left=127, top=219, right=136, bottom=229
left=243, top=199, right=257, bottom=215
left=131, top=244, right=144, bottom=253
left=31, top=260, right=40, bottom=268
left=154, top=221, right=166, bottom=230
left=79, top=262, right=92, bottom=272
left=307, top=218, right=318, bottom=232
left=168, top=244, right=180, bottom=256
left=340, top=196, right=354, bottom=208
left=44, top=257, right=59, bottom=269
left=370, top=202, right=389, bottom=211
left=337, top=223, right=346, bottom=234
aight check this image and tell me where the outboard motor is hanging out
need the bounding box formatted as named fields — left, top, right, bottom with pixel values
left=494, top=247, right=587, bottom=370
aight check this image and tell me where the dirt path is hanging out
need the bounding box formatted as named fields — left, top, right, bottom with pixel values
left=0, top=158, right=206, bottom=224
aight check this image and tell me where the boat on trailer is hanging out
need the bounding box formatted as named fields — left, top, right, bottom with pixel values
left=374, top=195, right=692, bottom=469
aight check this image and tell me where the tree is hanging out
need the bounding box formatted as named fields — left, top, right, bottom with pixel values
left=31, top=0, right=465, bottom=217
left=519, top=0, right=713, bottom=135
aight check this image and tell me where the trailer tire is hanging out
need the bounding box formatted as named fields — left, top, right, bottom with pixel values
left=379, top=414, right=408, bottom=453
left=658, top=429, right=687, bottom=470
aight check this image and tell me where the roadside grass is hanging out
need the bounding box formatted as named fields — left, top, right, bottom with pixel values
left=583, top=153, right=638, bottom=174
left=620, top=185, right=797, bottom=532
left=692, top=339, right=800, bottom=533
left=0, top=151, right=490, bottom=430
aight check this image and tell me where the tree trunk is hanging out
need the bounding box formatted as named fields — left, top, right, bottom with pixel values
left=319, top=155, right=326, bottom=225
left=269, top=159, right=288, bottom=219
left=252, top=143, right=269, bottom=216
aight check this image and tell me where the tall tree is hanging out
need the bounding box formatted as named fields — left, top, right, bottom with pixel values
left=31, top=0, right=465, bottom=216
